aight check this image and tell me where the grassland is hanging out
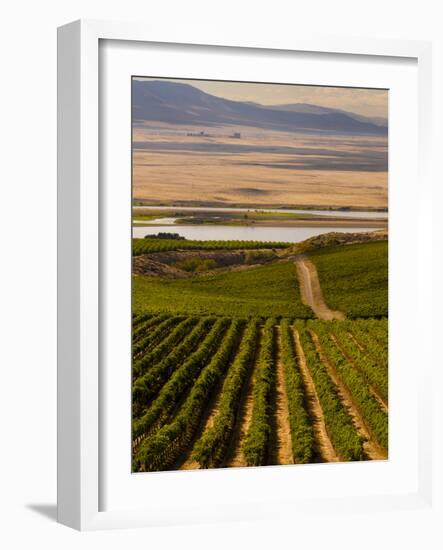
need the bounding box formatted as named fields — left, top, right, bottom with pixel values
left=133, top=261, right=313, bottom=318
left=132, top=125, right=388, bottom=209
left=308, top=241, right=388, bottom=318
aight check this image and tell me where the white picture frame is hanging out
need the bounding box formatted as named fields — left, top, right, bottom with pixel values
left=57, top=19, right=434, bottom=531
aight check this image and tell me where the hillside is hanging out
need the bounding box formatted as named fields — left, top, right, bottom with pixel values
left=132, top=80, right=387, bottom=136
left=308, top=240, right=388, bottom=318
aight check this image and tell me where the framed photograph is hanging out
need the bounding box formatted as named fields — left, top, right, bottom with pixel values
left=57, top=20, right=433, bottom=531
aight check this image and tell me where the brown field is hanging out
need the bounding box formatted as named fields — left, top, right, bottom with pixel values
left=132, top=123, right=388, bottom=209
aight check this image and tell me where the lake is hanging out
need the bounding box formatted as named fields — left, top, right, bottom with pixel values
left=132, top=224, right=377, bottom=243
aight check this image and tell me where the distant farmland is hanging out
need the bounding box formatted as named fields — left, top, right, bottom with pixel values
left=132, top=125, right=388, bottom=210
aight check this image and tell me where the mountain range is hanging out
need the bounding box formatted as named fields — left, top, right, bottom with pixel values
left=132, top=80, right=387, bottom=136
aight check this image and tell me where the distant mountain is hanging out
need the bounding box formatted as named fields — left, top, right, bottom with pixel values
left=270, top=103, right=387, bottom=127
left=132, top=80, right=387, bottom=136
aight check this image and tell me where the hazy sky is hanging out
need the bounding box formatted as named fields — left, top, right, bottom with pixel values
left=135, top=77, right=388, bottom=119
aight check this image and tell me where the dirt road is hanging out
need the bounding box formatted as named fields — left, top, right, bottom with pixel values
left=295, top=256, right=345, bottom=321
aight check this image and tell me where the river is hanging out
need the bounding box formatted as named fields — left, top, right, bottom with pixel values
left=132, top=224, right=377, bottom=243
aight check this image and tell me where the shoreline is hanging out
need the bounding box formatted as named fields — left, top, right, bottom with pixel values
left=133, top=219, right=388, bottom=229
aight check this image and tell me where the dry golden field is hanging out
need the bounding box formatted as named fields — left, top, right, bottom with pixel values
left=132, top=123, right=388, bottom=209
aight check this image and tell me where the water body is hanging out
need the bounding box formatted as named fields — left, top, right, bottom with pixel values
left=132, top=224, right=376, bottom=243
left=133, top=205, right=387, bottom=220
left=133, top=217, right=178, bottom=225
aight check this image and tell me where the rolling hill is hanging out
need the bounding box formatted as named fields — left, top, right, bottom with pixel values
left=132, top=80, right=387, bottom=136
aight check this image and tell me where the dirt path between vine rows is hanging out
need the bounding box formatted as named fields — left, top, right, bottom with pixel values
left=295, top=255, right=345, bottom=321
left=293, top=329, right=340, bottom=463
left=268, top=325, right=294, bottom=465
left=225, top=328, right=263, bottom=467
left=310, top=330, right=387, bottom=461
left=179, top=329, right=246, bottom=471
left=178, top=384, right=224, bottom=471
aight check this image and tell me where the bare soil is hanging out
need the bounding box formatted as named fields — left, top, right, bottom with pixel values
left=132, top=255, right=189, bottom=278
left=133, top=249, right=278, bottom=278
left=179, top=397, right=220, bottom=471
left=225, top=328, right=263, bottom=467
left=293, top=329, right=340, bottom=463
left=178, top=339, right=243, bottom=470
left=310, top=330, right=387, bottom=461
left=284, top=230, right=388, bottom=257
left=268, top=325, right=294, bottom=465
left=348, top=332, right=365, bottom=351
left=295, top=256, right=345, bottom=320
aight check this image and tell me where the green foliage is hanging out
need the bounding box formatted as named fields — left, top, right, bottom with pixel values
left=133, top=238, right=290, bottom=256
left=143, top=232, right=185, bottom=240
left=295, top=321, right=365, bottom=461
left=308, top=241, right=388, bottom=318
left=132, top=316, right=185, bottom=359
left=132, top=317, right=198, bottom=379
left=243, top=318, right=276, bottom=466
left=351, top=319, right=388, bottom=366
left=135, top=320, right=245, bottom=472
left=174, top=257, right=217, bottom=272
left=131, top=314, right=388, bottom=471
left=330, top=321, right=388, bottom=402
left=192, top=319, right=259, bottom=468
left=311, top=321, right=388, bottom=451
left=132, top=313, right=169, bottom=343
left=133, top=262, right=313, bottom=318
left=132, top=312, right=153, bottom=328
left=244, top=249, right=276, bottom=264
left=280, top=320, right=315, bottom=463
left=132, top=318, right=230, bottom=442
left=132, top=317, right=215, bottom=407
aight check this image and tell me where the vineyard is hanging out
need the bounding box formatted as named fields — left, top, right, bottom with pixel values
left=133, top=261, right=313, bottom=318
left=132, top=313, right=388, bottom=471
left=133, top=238, right=291, bottom=256
left=308, top=241, right=388, bottom=318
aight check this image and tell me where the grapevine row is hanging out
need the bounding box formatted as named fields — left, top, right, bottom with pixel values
left=295, top=322, right=364, bottom=461
left=243, top=318, right=276, bottom=466
left=135, top=319, right=245, bottom=471
left=132, top=317, right=215, bottom=407
left=132, top=316, right=198, bottom=378
left=357, top=318, right=388, bottom=350
left=280, top=320, right=315, bottom=463
left=311, top=322, right=388, bottom=450
left=330, top=322, right=388, bottom=402
left=192, top=319, right=259, bottom=468
left=132, top=238, right=290, bottom=256
left=349, top=321, right=388, bottom=370
left=132, top=315, right=185, bottom=359
left=132, top=318, right=231, bottom=442
left=132, top=312, right=152, bottom=329
left=132, top=313, right=169, bottom=344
